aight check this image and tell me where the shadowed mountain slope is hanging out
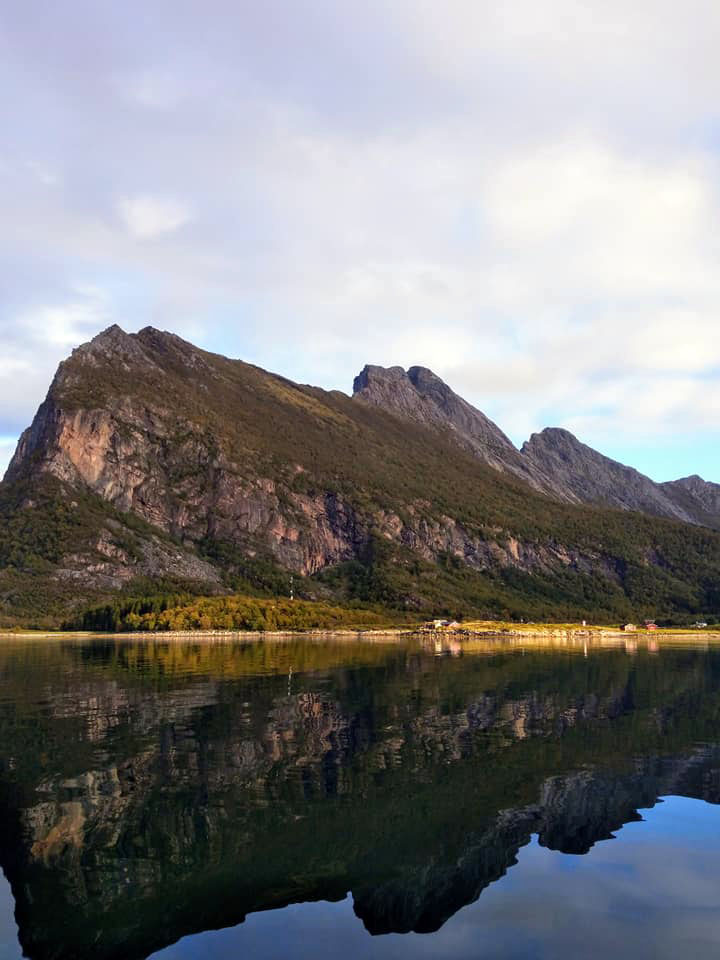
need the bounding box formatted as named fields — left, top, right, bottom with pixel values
left=354, top=365, right=720, bottom=531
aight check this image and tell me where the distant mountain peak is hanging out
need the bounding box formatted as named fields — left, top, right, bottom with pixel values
left=674, top=473, right=708, bottom=487
left=529, top=426, right=576, bottom=440
left=661, top=474, right=720, bottom=524
left=94, top=322, right=127, bottom=339
left=352, top=363, right=572, bottom=500
left=523, top=427, right=701, bottom=523
left=352, top=364, right=407, bottom=394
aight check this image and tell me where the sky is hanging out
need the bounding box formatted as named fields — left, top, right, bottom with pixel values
left=2, top=0, right=720, bottom=482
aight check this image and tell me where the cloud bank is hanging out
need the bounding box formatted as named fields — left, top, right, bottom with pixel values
left=1, top=0, right=719, bottom=480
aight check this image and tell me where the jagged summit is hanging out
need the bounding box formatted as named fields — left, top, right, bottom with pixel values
left=74, top=323, right=152, bottom=364
left=669, top=473, right=716, bottom=491
left=93, top=322, right=127, bottom=341
left=87, top=323, right=190, bottom=354
left=352, top=363, right=574, bottom=500
left=352, top=361, right=514, bottom=453
left=522, top=427, right=698, bottom=523
left=352, top=364, right=404, bottom=392
left=661, top=473, right=720, bottom=527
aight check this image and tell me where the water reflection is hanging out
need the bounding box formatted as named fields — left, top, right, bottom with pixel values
left=0, top=636, right=718, bottom=959
left=154, top=797, right=720, bottom=960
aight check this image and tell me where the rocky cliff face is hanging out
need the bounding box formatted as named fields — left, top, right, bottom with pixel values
left=6, top=326, right=369, bottom=582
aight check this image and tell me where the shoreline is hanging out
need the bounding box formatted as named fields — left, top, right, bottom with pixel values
left=2, top=624, right=720, bottom=643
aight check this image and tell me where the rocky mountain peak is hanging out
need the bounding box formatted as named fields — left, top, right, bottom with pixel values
left=523, top=427, right=699, bottom=523
left=353, top=363, right=402, bottom=385
left=81, top=323, right=134, bottom=353
left=93, top=322, right=127, bottom=342
left=406, top=365, right=459, bottom=408
left=406, top=365, right=445, bottom=388
left=353, top=363, right=498, bottom=434
left=673, top=474, right=709, bottom=491
left=69, top=323, right=156, bottom=370
left=528, top=427, right=575, bottom=442
left=660, top=474, right=720, bottom=525
left=352, top=364, right=573, bottom=500
left=522, top=428, right=590, bottom=464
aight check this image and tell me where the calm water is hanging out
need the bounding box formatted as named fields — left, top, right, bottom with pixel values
left=0, top=635, right=719, bottom=960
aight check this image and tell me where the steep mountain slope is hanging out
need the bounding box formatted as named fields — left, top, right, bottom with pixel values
left=353, top=364, right=573, bottom=500
left=3, top=324, right=720, bottom=626
left=661, top=475, right=720, bottom=529
left=521, top=428, right=698, bottom=524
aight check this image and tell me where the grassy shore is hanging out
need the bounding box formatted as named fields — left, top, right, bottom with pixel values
left=2, top=620, right=720, bottom=644
left=458, top=619, right=695, bottom=635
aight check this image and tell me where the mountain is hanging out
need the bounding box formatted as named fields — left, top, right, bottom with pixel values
left=354, top=366, right=720, bottom=530
left=353, top=364, right=572, bottom=500
left=661, top=475, right=720, bottom=529
left=3, top=325, right=720, bottom=627
left=521, top=428, right=700, bottom=524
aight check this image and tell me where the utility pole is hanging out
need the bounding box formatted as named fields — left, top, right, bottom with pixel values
left=290, top=574, right=294, bottom=601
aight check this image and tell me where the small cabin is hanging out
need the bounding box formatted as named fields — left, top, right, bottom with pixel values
left=645, top=621, right=658, bottom=631
left=623, top=623, right=637, bottom=633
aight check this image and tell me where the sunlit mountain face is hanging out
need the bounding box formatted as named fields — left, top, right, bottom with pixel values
left=1, top=635, right=719, bottom=960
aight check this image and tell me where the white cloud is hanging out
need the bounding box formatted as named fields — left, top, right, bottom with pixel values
left=1, top=0, right=720, bottom=480
left=26, top=160, right=59, bottom=186
left=0, top=286, right=119, bottom=437
left=118, top=67, right=185, bottom=109
left=19, top=286, right=112, bottom=347
left=117, top=195, right=191, bottom=239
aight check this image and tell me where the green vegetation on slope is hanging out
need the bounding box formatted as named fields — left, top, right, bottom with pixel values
left=314, top=532, right=720, bottom=625
left=0, top=474, right=219, bottom=629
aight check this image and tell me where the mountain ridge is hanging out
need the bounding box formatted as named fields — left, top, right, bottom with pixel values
left=353, top=362, right=720, bottom=528
left=521, top=427, right=709, bottom=526
left=352, top=363, right=574, bottom=501
left=2, top=324, right=720, bottom=627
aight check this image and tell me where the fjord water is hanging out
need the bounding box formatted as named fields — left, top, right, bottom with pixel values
left=0, top=637, right=719, bottom=959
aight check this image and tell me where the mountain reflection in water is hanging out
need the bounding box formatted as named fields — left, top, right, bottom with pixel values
left=0, top=635, right=719, bottom=960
